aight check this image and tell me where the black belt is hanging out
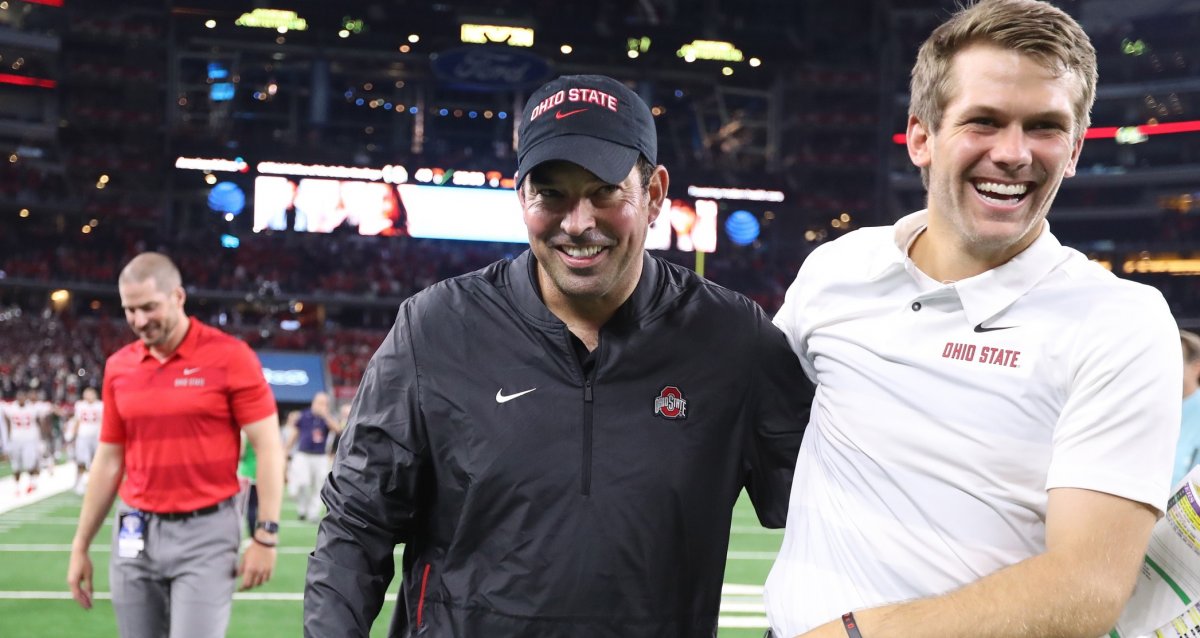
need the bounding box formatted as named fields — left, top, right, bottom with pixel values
left=150, top=503, right=223, bottom=521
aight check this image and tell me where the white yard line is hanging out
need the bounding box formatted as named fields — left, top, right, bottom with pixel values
left=725, top=551, right=779, bottom=560
left=719, top=615, right=770, bottom=628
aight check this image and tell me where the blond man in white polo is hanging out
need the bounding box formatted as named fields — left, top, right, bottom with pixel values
left=765, top=2, right=1181, bottom=638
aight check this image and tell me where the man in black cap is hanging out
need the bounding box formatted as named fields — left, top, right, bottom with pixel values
left=304, top=74, right=812, bottom=637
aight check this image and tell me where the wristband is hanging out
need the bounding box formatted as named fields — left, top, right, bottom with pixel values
left=251, top=535, right=277, bottom=548
left=842, top=612, right=864, bottom=638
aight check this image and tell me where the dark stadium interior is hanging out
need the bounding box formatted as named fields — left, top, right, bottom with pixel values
left=1, top=0, right=1198, bottom=401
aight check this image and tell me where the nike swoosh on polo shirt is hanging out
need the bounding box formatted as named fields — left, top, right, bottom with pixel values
left=974, top=323, right=1017, bottom=333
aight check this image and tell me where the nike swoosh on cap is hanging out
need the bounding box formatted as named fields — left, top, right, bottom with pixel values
left=973, top=323, right=1017, bottom=333
left=555, top=108, right=588, bottom=119
left=496, top=388, right=537, bottom=403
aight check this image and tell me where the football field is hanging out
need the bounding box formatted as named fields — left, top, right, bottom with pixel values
left=0, top=467, right=779, bottom=637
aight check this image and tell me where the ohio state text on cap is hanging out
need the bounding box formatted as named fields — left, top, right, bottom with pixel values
left=516, top=74, right=657, bottom=186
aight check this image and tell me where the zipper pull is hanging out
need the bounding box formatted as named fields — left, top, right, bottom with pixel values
left=584, top=379, right=593, bottom=402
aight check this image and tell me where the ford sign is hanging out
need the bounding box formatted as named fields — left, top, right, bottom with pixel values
left=430, top=46, right=552, bottom=91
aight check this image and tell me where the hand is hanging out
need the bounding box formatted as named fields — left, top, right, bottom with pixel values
left=67, top=549, right=94, bottom=610
left=237, top=538, right=277, bottom=591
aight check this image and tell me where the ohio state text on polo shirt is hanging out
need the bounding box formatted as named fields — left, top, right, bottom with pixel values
left=101, top=319, right=276, bottom=513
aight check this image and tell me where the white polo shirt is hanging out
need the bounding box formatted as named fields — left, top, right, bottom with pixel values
left=764, top=210, right=1181, bottom=636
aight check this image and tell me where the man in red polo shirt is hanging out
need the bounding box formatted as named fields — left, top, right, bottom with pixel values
left=66, top=252, right=286, bottom=638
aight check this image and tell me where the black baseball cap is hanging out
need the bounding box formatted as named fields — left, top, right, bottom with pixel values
left=516, top=74, right=657, bottom=187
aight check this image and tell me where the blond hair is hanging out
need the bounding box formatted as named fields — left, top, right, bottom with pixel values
left=118, top=252, right=182, bottom=294
left=909, top=0, right=1097, bottom=140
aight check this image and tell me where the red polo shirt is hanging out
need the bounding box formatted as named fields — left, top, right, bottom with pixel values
left=101, top=318, right=277, bottom=513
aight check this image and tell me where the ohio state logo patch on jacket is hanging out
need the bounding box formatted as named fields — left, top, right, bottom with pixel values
left=653, top=386, right=687, bottom=420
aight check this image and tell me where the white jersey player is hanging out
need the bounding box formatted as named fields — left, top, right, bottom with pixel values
left=3, top=390, right=45, bottom=495
left=68, top=388, right=104, bottom=494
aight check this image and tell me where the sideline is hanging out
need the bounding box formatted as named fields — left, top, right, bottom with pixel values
left=0, top=462, right=76, bottom=515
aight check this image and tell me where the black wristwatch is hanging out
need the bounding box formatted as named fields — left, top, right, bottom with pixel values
left=255, top=520, right=280, bottom=534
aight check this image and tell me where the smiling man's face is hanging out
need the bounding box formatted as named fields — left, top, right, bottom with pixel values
left=908, top=43, right=1085, bottom=265
left=519, top=159, right=666, bottom=314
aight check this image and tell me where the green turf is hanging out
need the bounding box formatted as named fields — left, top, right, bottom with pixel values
left=0, top=490, right=779, bottom=637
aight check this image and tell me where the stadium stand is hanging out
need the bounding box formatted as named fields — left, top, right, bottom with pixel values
left=0, top=0, right=1196, bottom=394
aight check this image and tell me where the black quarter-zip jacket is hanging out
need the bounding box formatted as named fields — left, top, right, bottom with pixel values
left=305, top=250, right=812, bottom=637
